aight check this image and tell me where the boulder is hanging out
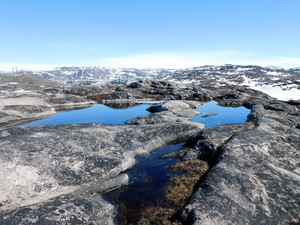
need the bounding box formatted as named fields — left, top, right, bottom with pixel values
left=125, top=111, right=188, bottom=125
left=147, top=100, right=202, bottom=118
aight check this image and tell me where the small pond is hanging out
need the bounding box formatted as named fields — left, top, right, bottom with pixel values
left=21, top=103, right=151, bottom=126
left=192, top=101, right=250, bottom=128
left=20, top=101, right=249, bottom=127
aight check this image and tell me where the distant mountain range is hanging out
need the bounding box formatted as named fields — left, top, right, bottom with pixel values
left=29, top=67, right=176, bottom=83
left=1, top=64, right=299, bottom=100
left=166, top=65, right=300, bottom=100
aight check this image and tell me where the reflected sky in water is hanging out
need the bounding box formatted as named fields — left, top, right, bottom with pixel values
left=192, top=101, right=250, bottom=128
left=21, top=101, right=250, bottom=127
left=21, top=104, right=151, bottom=126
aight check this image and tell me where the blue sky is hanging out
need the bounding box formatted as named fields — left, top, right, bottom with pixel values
left=0, top=0, right=299, bottom=70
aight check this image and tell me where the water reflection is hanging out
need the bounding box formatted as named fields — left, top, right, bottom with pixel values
left=21, top=104, right=151, bottom=126
left=19, top=101, right=250, bottom=128
left=192, top=101, right=250, bottom=128
left=104, top=102, right=140, bottom=109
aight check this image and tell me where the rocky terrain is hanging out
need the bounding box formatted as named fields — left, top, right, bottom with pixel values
left=0, top=122, right=203, bottom=224
left=6, top=64, right=299, bottom=100
left=28, top=67, right=175, bottom=83
left=0, top=72, right=299, bottom=224
left=167, top=65, right=300, bottom=100
left=0, top=74, right=95, bottom=126
left=175, top=101, right=300, bottom=224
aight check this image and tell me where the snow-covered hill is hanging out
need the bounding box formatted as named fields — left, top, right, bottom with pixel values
left=31, top=67, right=175, bottom=83
left=167, top=64, right=300, bottom=100
left=4, top=64, right=299, bottom=101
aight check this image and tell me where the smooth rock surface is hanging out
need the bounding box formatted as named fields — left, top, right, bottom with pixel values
left=0, top=74, right=95, bottom=125
left=176, top=100, right=300, bottom=225
left=147, top=100, right=201, bottom=118
left=0, top=122, right=204, bottom=224
left=125, top=111, right=187, bottom=125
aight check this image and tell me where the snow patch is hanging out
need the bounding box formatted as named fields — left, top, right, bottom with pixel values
left=252, top=85, right=300, bottom=101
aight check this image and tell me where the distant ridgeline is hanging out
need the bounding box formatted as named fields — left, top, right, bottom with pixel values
left=1, top=64, right=299, bottom=100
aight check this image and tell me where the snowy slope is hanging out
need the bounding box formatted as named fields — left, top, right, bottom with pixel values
left=7, top=65, right=299, bottom=101
left=168, top=65, right=300, bottom=100
left=31, top=67, right=175, bottom=83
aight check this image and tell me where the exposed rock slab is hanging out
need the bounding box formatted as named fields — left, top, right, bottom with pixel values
left=178, top=123, right=253, bottom=161
left=125, top=111, right=187, bottom=125
left=0, top=122, right=204, bottom=224
left=176, top=102, right=300, bottom=224
left=125, top=100, right=202, bottom=125
left=147, top=100, right=201, bottom=118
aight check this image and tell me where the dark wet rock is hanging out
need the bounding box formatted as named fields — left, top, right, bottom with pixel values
left=103, top=91, right=132, bottom=101
left=202, top=113, right=218, bottom=117
left=127, top=81, right=143, bottom=88
left=176, top=100, right=300, bottom=224
left=63, top=85, right=104, bottom=96
left=178, top=123, right=252, bottom=161
left=263, top=101, right=296, bottom=112
left=288, top=99, right=300, bottom=106
left=104, top=102, right=139, bottom=109
left=0, top=122, right=203, bottom=224
left=125, top=80, right=200, bottom=100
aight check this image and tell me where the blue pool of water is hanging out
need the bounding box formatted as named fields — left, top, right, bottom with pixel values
left=21, top=104, right=151, bottom=126
left=192, top=101, right=250, bottom=128
left=20, top=101, right=250, bottom=127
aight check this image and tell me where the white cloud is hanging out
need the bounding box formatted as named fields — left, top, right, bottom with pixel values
left=94, top=50, right=248, bottom=69
left=0, top=63, right=62, bottom=72
left=1, top=51, right=299, bottom=71
left=94, top=51, right=300, bottom=69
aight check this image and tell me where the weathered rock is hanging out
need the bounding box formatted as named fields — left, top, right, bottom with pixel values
left=63, top=85, right=105, bottom=96
left=176, top=101, right=300, bottom=225
left=103, top=91, right=132, bottom=101
left=0, top=75, right=95, bottom=125
left=0, top=92, right=95, bottom=126
left=0, top=93, right=56, bottom=125
left=0, top=175, right=127, bottom=225
left=125, top=100, right=203, bottom=125
left=201, top=112, right=218, bottom=117
left=0, top=74, right=63, bottom=92
left=147, top=100, right=201, bottom=118
left=45, top=93, right=95, bottom=109
left=178, top=123, right=252, bottom=161
left=288, top=99, right=300, bottom=106
left=125, top=111, right=187, bottom=125
left=0, top=122, right=204, bottom=224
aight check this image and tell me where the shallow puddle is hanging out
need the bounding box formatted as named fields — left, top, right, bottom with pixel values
left=104, top=143, right=185, bottom=224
